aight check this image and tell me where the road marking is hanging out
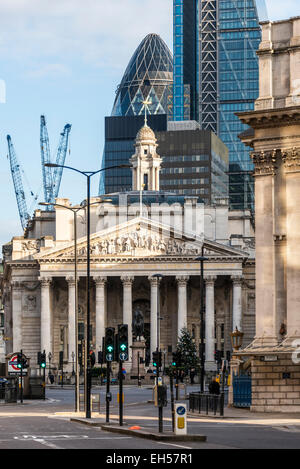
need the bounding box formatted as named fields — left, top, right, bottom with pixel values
left=159, top=442, right=192, bottom=450
left=35, top=438, right=61, bottom=450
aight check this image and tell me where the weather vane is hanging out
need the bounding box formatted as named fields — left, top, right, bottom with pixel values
left=141, top=99, right=152, bottom=126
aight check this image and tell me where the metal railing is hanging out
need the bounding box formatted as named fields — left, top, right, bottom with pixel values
left=189, top=392, right=224, bottom=417
left=0, top=382, right=18, bottom=403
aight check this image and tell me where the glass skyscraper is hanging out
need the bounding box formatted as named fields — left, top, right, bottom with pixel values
left=173, top=0, right=198, bottom=121
left=173, top=0, right=268, bottom=211
left=111, top=33, right=173, bottom=118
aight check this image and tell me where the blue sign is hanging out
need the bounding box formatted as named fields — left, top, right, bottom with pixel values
left=106, top=353, right=113, bottom=362
left=176, top=406, right=186, bottom=416
left=119, top=352, right=128, bottom=361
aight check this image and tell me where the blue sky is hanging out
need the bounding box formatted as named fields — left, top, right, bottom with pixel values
left=0, top=0, right=299, bottom=246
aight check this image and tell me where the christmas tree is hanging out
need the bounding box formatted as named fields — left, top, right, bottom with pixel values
left=176, top=328, right=199, bottom=376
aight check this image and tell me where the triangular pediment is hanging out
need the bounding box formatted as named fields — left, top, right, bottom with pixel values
left=35, top=217, right=247, bottom=262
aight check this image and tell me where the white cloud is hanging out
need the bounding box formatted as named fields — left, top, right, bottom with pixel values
left=0, top=0, right=173, bottom=73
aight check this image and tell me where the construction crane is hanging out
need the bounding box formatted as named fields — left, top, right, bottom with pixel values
left=40, top=115, right=72, bottom=210
left=7, top=135, right=30, bottom=231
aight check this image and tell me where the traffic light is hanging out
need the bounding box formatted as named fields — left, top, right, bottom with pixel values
left=98, top=351, right=103, bottom=365
left=59, top=351, right=64, bottom=369
left=89, top=351, right=96, bottom=368
left=39, top=352, right=46, bottom=369
left=152, top=351, right=162, bottom=368
left=37, top=352, right=46, bottom=368
left=118, top=324, right=128, bottom=361
left=157, top=384, right=168, bottom=407
left=172, top=350, right=182, bottom=368
left=105, top=327, right=115, bottom=361
left=215, top=350, right=222, bottom=364
left=17, top=353, right=23, bottom=369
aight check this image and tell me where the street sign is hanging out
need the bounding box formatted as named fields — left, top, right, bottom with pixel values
left=8, top=353, right=28, bottom=375
left=119, top=352, right=128, bottom=361
left=175, top=403, right=187, bottom=435
left=106, top=353, right=113, bottom=362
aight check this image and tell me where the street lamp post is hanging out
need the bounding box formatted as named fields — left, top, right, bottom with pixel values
left=40, top=201, right=85, bottom=412
left=44, top=163, right=129, bottom=419
left=152, top=273, right=164, bottom=433
left=195, top=247, right=208, bottom=394
left=152, top=274, right=163, bottom=356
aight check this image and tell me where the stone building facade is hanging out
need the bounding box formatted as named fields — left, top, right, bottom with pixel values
left=238, top=16, right=300, bottom=412
left=2, top=123, right=255, bottom=377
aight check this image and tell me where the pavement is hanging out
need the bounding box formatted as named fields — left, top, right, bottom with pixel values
left=2, top=388, right=300, bottom=448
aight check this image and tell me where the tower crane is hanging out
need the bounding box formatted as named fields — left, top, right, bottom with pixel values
left=40, top=115, right=72, bottom=210
left=7, top=116, right=72, bottom=230
left=7, top=135, right=30, bottom=231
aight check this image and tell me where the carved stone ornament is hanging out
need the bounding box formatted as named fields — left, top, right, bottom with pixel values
left=251, top=149, right=278, bottom=176
left=282, top=147, right=300, bottom=173
left=2, top=244, right=12, bottom=260
left=21, top=240, right=40, bottom=252
left=25, top=295, right=36, bottom=311
left=56, top=229, right=203, bottom=259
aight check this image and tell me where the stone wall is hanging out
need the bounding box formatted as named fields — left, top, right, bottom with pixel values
left=251, top=354, right=300, bottom=412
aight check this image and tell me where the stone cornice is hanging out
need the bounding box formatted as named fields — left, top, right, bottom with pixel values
left=236, top=106, right=300, bottom=129
left=37, top=254, right=245, bottom=265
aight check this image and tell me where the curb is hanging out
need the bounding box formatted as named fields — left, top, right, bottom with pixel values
left=70, top=418, right=206, bottom=442
left=100, top=425, right=207, bottom=442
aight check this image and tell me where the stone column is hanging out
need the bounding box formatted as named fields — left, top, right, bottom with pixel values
left=232, top=276, right=243, bottom=332
left=121, top=275, right=134, bottom=360
left=176, top=276, right=189, bottom=338
left=39, top=277, right=52, bottom=356
left=149, top=276, right=160, bottom=356
left=284, top=150, right=300, bottom=341
left=66, top=276, right=76, bottom=367
left=11, top=281, right=23, bottom=352
left=94, top=276, right=107, bottom=352
left=205, top=276, right=217, bottom=371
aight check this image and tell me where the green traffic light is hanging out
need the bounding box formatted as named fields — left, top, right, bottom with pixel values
left=41, top=363, right=46, bottom=368
left=120, top=344, right=127, bottom=351
left=107, top=345, right=113, bottom=352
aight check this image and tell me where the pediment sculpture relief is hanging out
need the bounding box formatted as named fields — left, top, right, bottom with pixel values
left=57, top=231, right=202, bottom=258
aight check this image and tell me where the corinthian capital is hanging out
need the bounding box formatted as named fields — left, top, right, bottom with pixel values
left=38, top=276, right=52, bottom=287
left=121, top=275, right=134, bottom=286
left=93, top=276, right=107, bottom=286
left=176, top=275, right=190, bottom=286
left=282, top=147, right=300, bottom=173
left=251, top=149, right=278, bottom=176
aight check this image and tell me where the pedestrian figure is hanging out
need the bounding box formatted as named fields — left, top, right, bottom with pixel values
left=209, top=376, right=220, bottom=395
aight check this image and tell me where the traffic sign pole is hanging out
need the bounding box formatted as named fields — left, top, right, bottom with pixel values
left=119, top=360, right=123, bottom=427
left=106, top=361, right=110, bottom=423
left=20, top=349, right=23, bottom=404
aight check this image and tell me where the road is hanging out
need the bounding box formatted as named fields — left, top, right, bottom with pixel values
left=0, top=385, right=300, bottom=450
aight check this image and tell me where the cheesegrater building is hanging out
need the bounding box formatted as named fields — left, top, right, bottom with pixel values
left=173, top=0, right=268, bottom=212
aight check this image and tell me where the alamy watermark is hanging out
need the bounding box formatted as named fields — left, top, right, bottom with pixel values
left=0, top=79, right=6, bottom=103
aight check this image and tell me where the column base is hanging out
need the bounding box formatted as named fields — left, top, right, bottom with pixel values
left=205, top=361, right=217, bottom=372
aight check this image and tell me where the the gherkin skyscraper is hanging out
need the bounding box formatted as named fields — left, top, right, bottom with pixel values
left=99, top=34, right=173, bottom=195
left=111, top=33, right=173, bottom=118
